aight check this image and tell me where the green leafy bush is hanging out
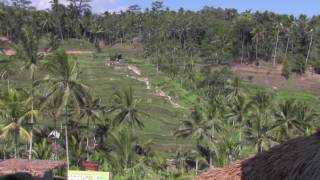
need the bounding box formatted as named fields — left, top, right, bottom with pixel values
left=312, top=58, right=320, bottom=74
left=282, top=60, right=292, bottom=79
left=290, top=54, right=307, bottom=74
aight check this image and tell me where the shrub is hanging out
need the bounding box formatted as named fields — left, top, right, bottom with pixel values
left=109, top=51, right=122, bottom=61
left=291, top=54, right=307, bottom=74
left=312, top=58, right=320, bottom=74
left=282, top=60, right=291, bottom=79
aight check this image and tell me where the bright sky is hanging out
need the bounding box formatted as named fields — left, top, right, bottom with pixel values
left=31, top=0, right=320, bottom=16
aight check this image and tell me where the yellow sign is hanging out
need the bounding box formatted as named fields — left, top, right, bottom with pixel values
left=68, top=170, right=109, bottom=180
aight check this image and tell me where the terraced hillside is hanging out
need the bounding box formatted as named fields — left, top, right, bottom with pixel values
left=2, top=44, right=320, bottom=159
left=0, top=51, right=197, bottom=158
left=79, top=53, right=196, bottom=156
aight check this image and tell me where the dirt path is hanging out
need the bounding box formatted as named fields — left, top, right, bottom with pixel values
left=130, top=76, right=151, bottom=89
left=128, top=66, right=142, bottom=75
left=126, top=65, right=183, bottom=108
left=156, top=88, right=183, bottom=108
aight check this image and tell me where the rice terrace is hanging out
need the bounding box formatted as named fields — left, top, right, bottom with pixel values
left=1, top=0, right=320, bottom=179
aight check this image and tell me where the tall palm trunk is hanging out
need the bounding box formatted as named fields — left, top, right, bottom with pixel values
left=58, top=19, right=64, bottom=42
left=241, top=37, right=244, bottom=64
left=14, top=128, right=18, bottom=159
left=209, top=151, right=213, bottom=167
left=86, top=117, right=90, bottom=160
left=239, top=126, right=242, bottom=141
left=255, top=38, right=258, bottom=61
left=53, top=114, right=58, bottom=160
left=306, top=30, right=313, bottom=64
left=285, top=36, right=290, bottom=59
left=195, top=159, right=198, bottom=175
left=273, top=29, right=280, bottom=66
left=65, top=106, right=70, bottom=170
left=257, top=138, right=262, bottom=153
left=156, top=48, right=160, bottom=72
left=28, top=72, right=35, bottom=160
left=3, top=146, right=5, bottom=160
left=14, top=147, right=17, bottom=159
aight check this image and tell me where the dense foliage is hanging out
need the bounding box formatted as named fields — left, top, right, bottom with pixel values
left=1, top=1, right=320, bottom=77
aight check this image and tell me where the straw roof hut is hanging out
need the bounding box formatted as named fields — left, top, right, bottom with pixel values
left=197, top=132, right=320, bottom=180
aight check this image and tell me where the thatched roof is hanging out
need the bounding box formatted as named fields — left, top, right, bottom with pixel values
left=196, top=161, right=241, bottom=180
left=0, top=159, right=65, bottom=179
left=197, top=132, right=320, bottom=180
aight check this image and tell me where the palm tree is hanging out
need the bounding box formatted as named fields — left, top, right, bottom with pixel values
left=106, top=127, right=139, bottom=176
left=305, top=29, right=313, bottom=64
left=273, top=23, right=283, bottom=66
left=251, top=91, right=273, bottom=111
left=295, top=101, right=317, bottom=135
left=251, top=26, right=264, bottom=61
left=41, top=48, right=88, bottom=169
left=187, top=150, right=206, bottom=176
left=247, top=107, right=275, bottom=153
left=110, top=87, right=146, bottom=129
left=95, top=116, right=111, bottom=148
left=274, top=99, right=298, bottom=141
left=32, top=139, right=53, bottom=160
left=50, top=0, right=64, bottom=41
left=18, top=25, right=42, bottom=160
left=208, top=122, right=242, bottom=167
left=80, top=95, right=104, bottom=160
left=226, top=95, right=251, bottom=141
left=175, top=106, right=217, bottom=167
left=283, top=20, right=296, bottom=59
left=275, top=100, right=317, bottom=141
left=43, top=93, right=63, bottom=159
left=175, top=106, right=212, bottom=145
left=246, top=91, right=276, bottom=153
left=69, top=135, right=85, bottom=167
left=0, top=88, right=31, bottom=158
left=89, top=20, right=104, bottom=52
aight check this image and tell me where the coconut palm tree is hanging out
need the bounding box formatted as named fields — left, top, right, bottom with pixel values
left=175, top=106, right=212, bottom=145
left=175, top=106, right=219, bottom=167
left=110, top=87, right=146, bottom=129
left=208, top=122, right=242, bottom=167
left=95, top=116, right=111, bottom=148
left=294, top=101, right=318, bottom=135
left=17, top=24, right=42, bottom=160
left=275, top=100, right=317, bottom=141
left=226, top=95, right=250, bottom=125
left=306, top=29, right=313, bottom=64
left=41, top=48, right=88, bottom=169
left=89, top=20, right=105, bottom=52
left=106, top=127, right=139, bottom=176
left=273, top=23, right=283, bottom=66
left=80, top=95, right=104, bottom=160
left=226, top=95, right=251, bottom=141
left=247, top=107, right=276, bottom=153
left=251, top=26, right=265, bottom=61
left=274, top=99, right=298, bottom=141
left=246, top=91, right=276, bottom=153
left=187, top=149, right=206, bottom=176
left=0, top=88, right=31, bottom=158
